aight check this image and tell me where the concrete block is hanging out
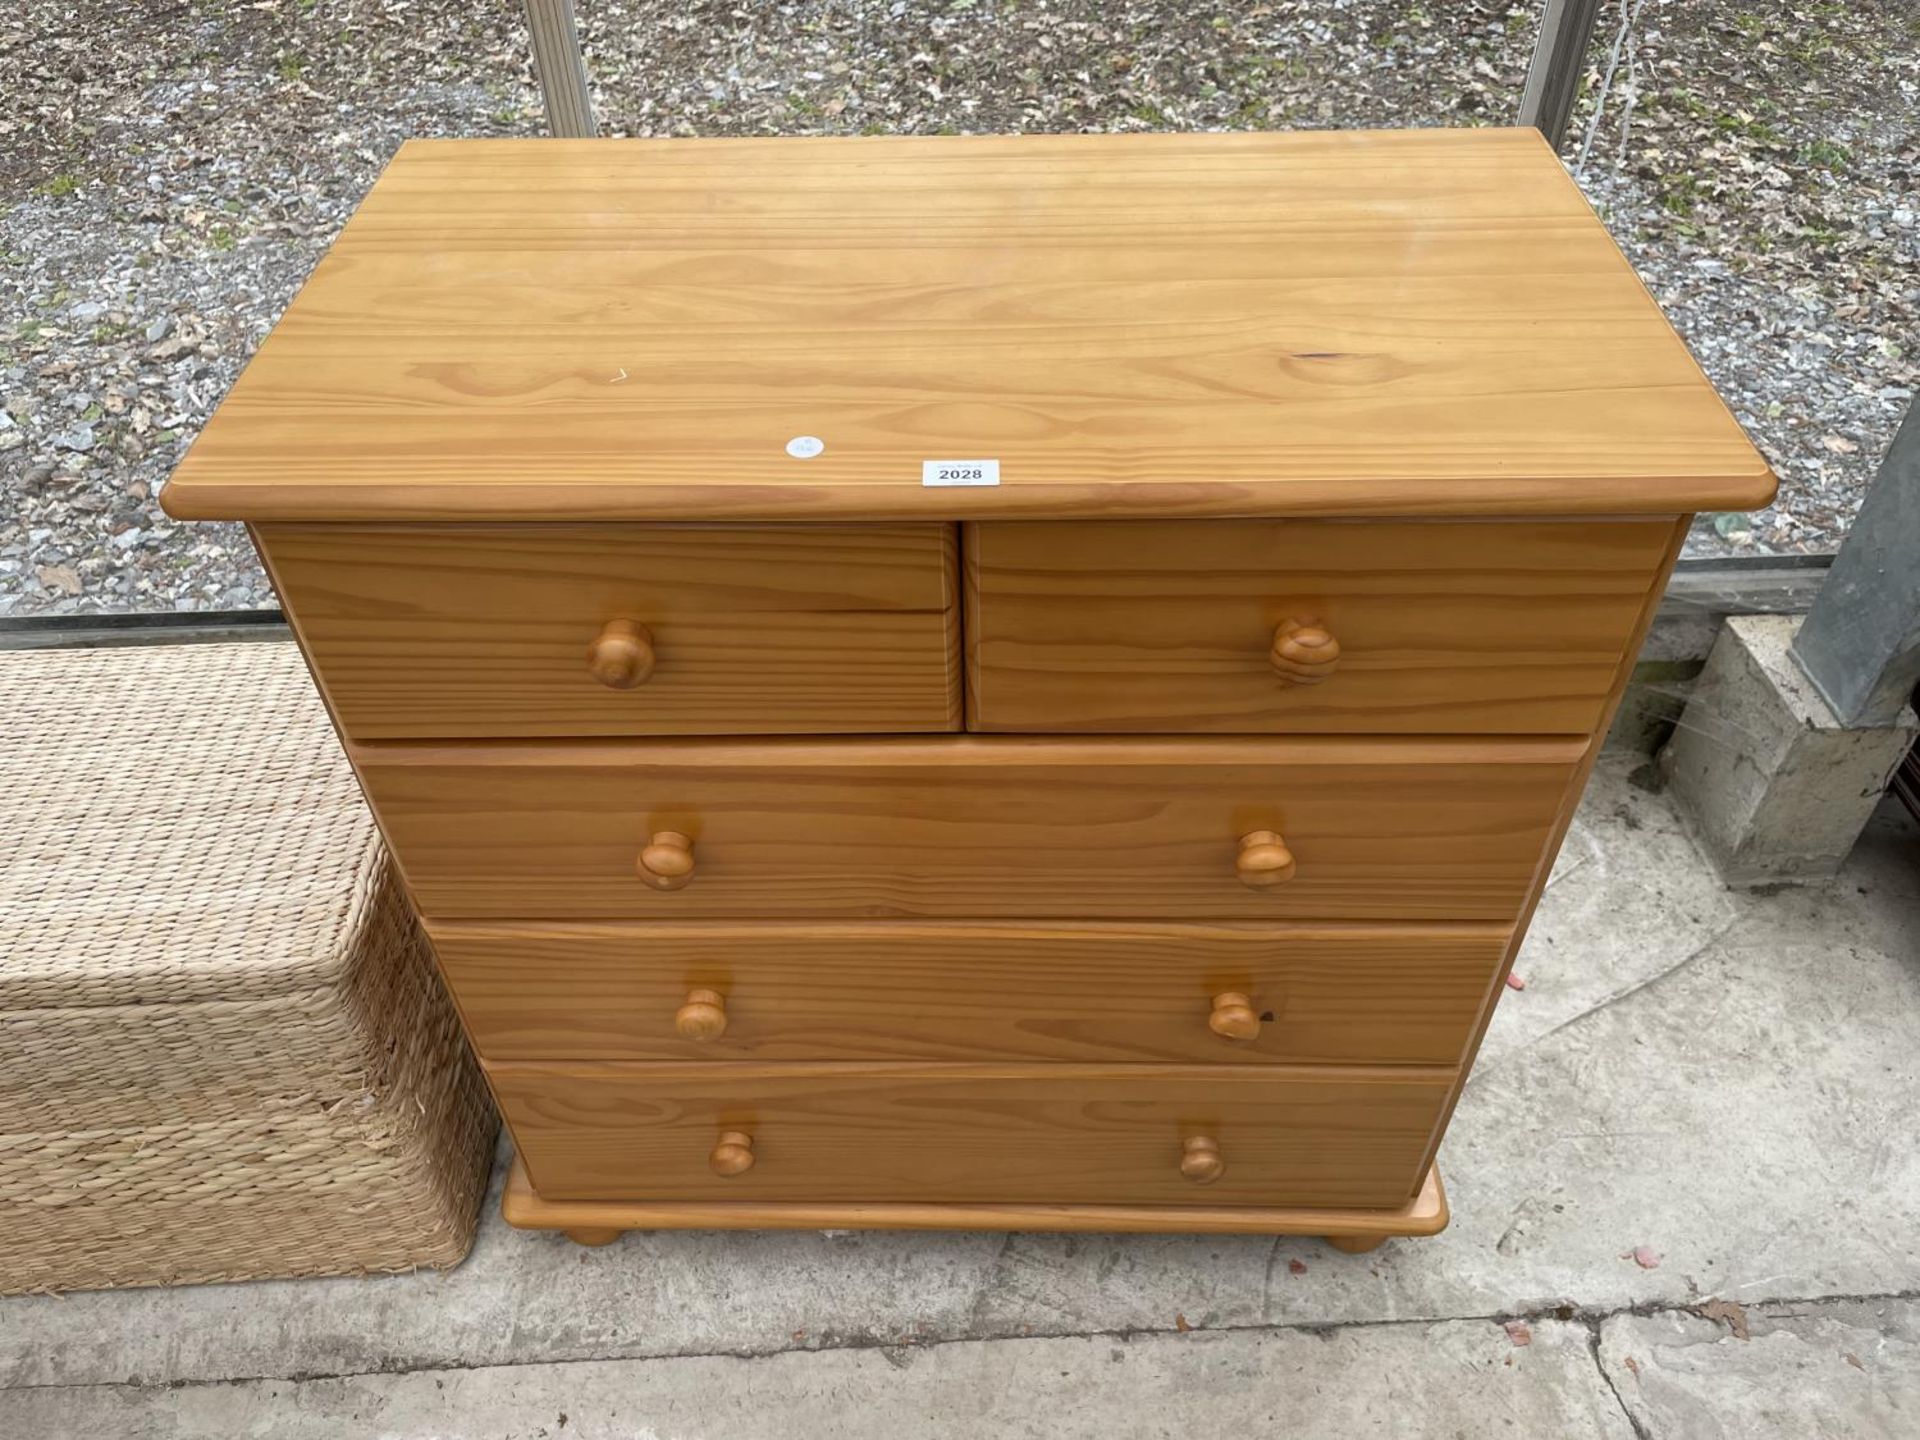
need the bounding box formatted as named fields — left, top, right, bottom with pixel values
left=1659, top=614, right=1917, bottom=884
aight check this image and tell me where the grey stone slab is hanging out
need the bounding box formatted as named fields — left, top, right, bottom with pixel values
left=1485, top=758, right=1741, bottom=1068
left=1, top=774, right=1916, bottom=1394
left=1438, top=800, right=1920, bottom=1315
left=1, top=1318, right=1632, bottom=1440
left=1599, top=1299, right=1920, bottom=1439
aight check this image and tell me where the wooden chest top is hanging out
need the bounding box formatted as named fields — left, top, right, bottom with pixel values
left=160, top=129, right=1771, bottom=525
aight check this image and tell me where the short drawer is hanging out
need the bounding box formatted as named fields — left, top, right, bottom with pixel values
left=964, top=518, right=1674, bottom=734
left=431, top=919, right=1509, bottom=1066
left=257, top=522, right=961, bottom=737
left=360, top=735, right=1581, bottom=921
left=492, top=1060, right=1453, bottom=1208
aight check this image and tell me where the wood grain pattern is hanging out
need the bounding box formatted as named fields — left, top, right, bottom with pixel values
left=502, top=1152, right=1451, bottom=1238
left=491, top=1059, right=1453, bottom=1207
left=359, top=735, right=1584, bottom=920
left=964, top=518, right=1675, bottom=733
left=256, top=523, right=961, bottom=737
left=159, top=131, right=1772, bottom=524
left=425, top=918, right=1512, bottom=1066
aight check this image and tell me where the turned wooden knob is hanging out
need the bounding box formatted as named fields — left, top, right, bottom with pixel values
left=637, top=831, right=695, bottom=891
left=587, top=619, right=656, bottom=689
left=674, top=988, right=728, bottom=1041
left=1180, top=1136, right=1225, bottom=1184
left=1236, top=830, right=1296, bottom=888
left=1209, top=991, right=1262, bottom=1041
left=710, top=1129, right=755, bottom=1177
left=1271, top=620, right=1340, bottom=686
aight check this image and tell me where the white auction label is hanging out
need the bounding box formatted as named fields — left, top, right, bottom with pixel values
left=785, top=435, right=825, bottom=459
left=922, top=459, right=1001, bottom=488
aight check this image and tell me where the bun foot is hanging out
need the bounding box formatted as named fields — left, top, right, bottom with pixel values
left=564, top=1227, right=625, bottom=1247
left=1324, top=1233, right=1385, bottom=1254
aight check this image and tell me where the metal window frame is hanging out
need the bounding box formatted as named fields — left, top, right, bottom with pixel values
left=525, top=0, right=595, bottom=137
left=1790, top=401, right=1920, bottom=727
left=1517, top=0, right=1607, bottom=149
left=520, top=2, right=1607, bottom=148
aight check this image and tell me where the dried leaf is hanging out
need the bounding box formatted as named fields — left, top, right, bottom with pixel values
left=1504, top=1319, right=1533, bottom=1346
left=1697, top=1298, right=1750, bottom=1340
left=35, top=563, right=82, bottom=596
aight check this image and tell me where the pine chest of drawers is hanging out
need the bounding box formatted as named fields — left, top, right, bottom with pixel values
left=162, top=130, right=1772, bottom=1249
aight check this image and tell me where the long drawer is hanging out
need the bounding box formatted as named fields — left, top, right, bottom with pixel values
left=431, top=918, right=1509, bottom=1066
left=361, top=735, right=1582, bottom=921
left=257, top=522, right=961, bottom=737
left=964, top=518, right=1672, bottom=734
left=492, top=1060, right=1453, bottom=1208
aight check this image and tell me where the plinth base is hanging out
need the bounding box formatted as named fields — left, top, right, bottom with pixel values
left=503, top=1155, right=1447, bottom=1251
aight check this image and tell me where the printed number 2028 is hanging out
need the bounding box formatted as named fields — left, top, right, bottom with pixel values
left=938, top=467, right=985, bottom=482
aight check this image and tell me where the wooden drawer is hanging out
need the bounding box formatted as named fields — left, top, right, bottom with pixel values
left=492, top=1060, right=1453, bottom=1207
left=964, top=518, right=1674, bottom=734
left=257, top=522, right=961, bottom=737
left=431, top=918, right=1509, bottom=1066
left=361, top=735, right=1581, bottom=921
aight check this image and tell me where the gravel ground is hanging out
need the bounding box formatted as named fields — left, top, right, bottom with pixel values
left=3, top=0, right=1914, bottom=615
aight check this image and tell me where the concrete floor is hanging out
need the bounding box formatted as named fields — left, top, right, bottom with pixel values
left=3, top=757, right=1917, bottom=1438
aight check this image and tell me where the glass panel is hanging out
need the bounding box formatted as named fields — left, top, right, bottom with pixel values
left=8, top=2, right=1904, bottom=618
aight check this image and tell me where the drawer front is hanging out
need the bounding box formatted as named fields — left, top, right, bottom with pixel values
left=432, top=919, right=1509, bottom=1066
left=965, top=518, right=1673, bottom=734
left=362, top=735, right=1581, bottom=921
left=257, top=523, right=961, bottom=738
left=493, top=1061, right=1453, bottom=1207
